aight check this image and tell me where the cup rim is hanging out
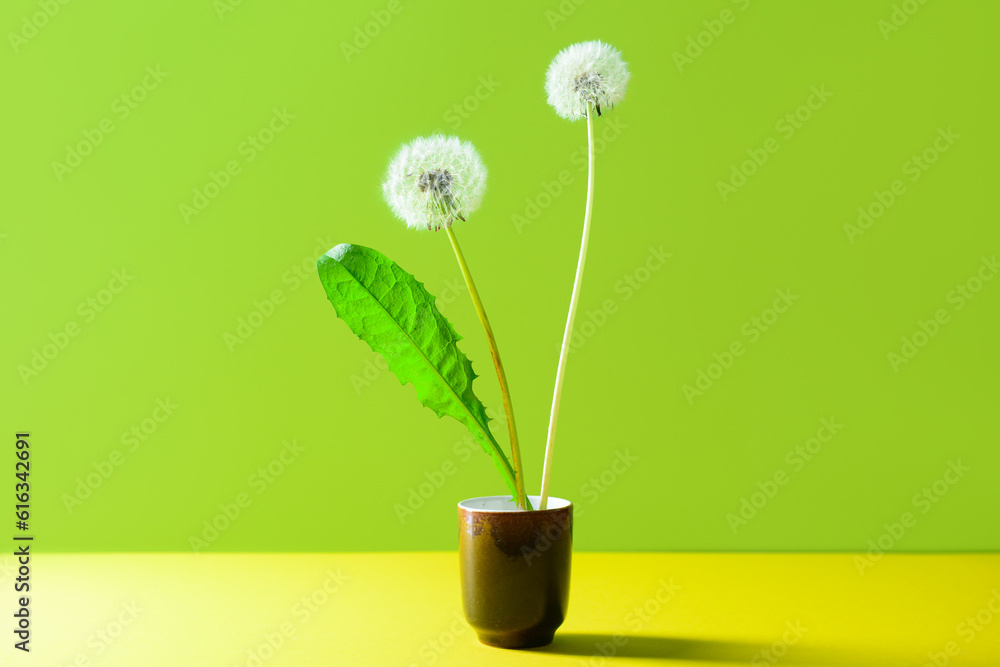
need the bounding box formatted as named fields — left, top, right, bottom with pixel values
left=458, top=495, right=571, bottom=513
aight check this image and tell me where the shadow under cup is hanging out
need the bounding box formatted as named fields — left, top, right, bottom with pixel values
left=457, top=496, right=572, bottom=649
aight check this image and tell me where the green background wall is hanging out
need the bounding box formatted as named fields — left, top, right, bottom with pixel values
left=2, top=0, right=997, bottom=552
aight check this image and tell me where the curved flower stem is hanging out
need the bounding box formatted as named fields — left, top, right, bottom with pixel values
left=539, top=104, right=595, bottom=510
left=446, top=226, right=529, bottom=510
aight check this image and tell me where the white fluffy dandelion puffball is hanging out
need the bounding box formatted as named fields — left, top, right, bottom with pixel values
left=545, top=40, right=630, bottom=121
left=382, top=135, right=488, bottom=231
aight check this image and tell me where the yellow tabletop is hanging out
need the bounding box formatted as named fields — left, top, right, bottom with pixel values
left=18, top=553, right=1000, bottom=666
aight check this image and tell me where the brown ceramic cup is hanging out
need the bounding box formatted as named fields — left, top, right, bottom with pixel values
left=458, top=496, right=572, bottom=649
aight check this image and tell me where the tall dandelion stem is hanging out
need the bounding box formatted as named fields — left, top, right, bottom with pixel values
left=446, top=226, right=529, bottom=510
left=540, top=105, right=595, bottom=511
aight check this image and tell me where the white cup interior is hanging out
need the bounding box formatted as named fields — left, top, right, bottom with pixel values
left=458, top=496, right=570, bottom=512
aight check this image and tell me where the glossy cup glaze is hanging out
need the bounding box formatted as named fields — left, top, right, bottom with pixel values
left=458, top=496, right=572, bottom=649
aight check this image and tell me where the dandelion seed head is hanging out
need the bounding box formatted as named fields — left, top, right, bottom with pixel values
left=546, top=40, right=630, bottom=121
left=382, top=135, right=487, bottom=231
